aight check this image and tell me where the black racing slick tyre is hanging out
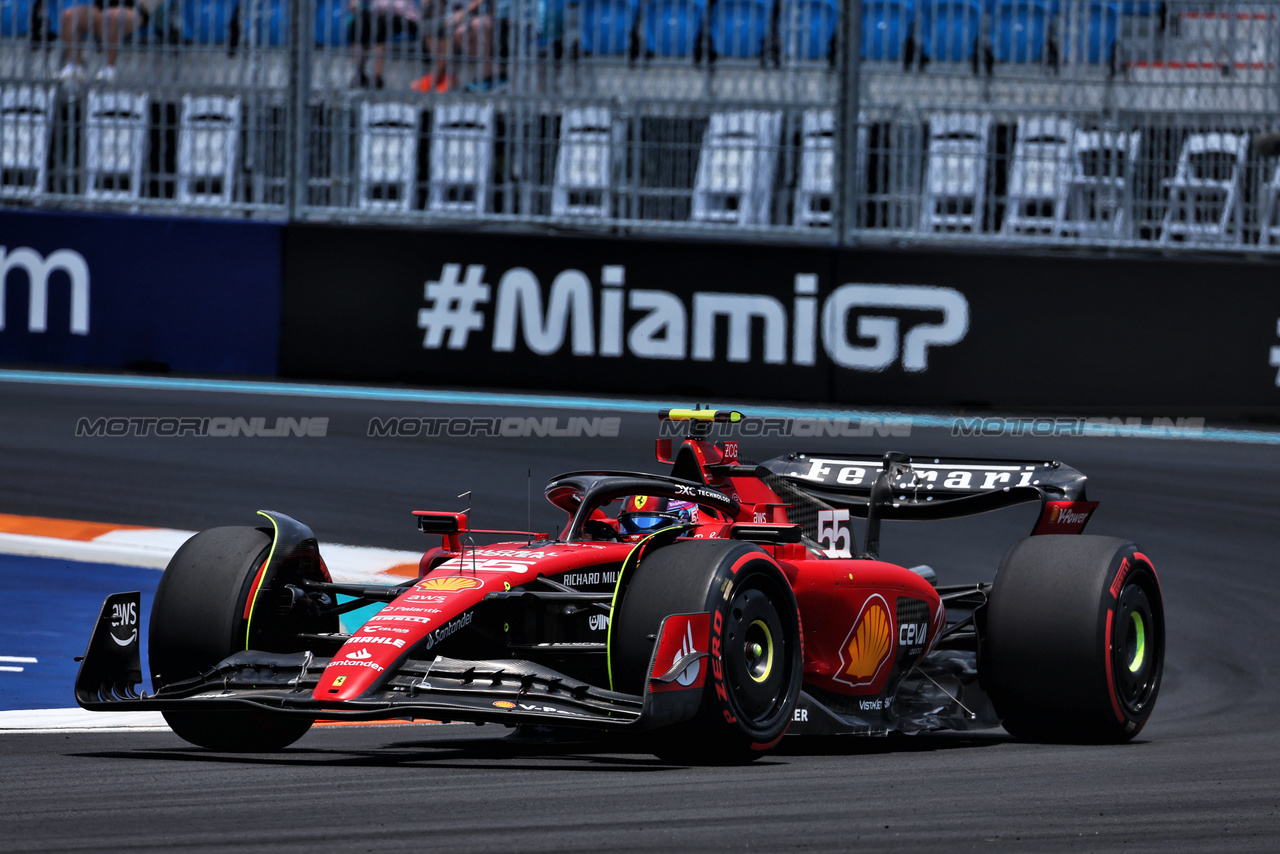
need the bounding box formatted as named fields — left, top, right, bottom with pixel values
left=610, top=540, right=803, bottom=764
left=150, top=526, right=314, bottom=752
left=982, top=536, right=1164, bottom=743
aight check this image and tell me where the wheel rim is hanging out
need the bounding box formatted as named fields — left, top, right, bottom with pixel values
left=722, top=575, right=791, bottom=723
left=744, top=620, right=774, bottom=683
left=1112, top=579, right=1160, bottom=716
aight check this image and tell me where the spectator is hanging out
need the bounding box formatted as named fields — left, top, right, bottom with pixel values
left=349, top=0, right=425, bottom=89
left=58, top=0, right=149, bottom=82
left=466, top=0, right=509, bottom=92
left=412, top=0, right=487, bottom=93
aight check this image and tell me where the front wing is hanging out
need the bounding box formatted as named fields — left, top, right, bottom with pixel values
left=76, top=592, right=702, bottom=732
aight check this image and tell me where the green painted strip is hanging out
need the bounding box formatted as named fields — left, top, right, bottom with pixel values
left=243, top=511, right=280, bottom=650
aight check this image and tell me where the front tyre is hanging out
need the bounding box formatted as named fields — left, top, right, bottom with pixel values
left=982, top=535, right=1164, bottom=743
left=150, top=525, right=318, bottom=751
left=610, top=540, right=803, bottom=764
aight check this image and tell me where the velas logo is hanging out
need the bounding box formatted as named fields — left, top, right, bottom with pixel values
left=649, top=613, right=710, bottom=693
left=418, top=576, right=483, bottom=592
left=675, top=620, right=702, bottom=687
left=835, top=595, right=893, bottom=688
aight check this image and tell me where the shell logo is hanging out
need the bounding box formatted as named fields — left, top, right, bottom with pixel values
left=492, top=701, right=515, bottom=709
left=835, top=595, right=893, bottom=688
left=418, top=576, right=483, bottom=592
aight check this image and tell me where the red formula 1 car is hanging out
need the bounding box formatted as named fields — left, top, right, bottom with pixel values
left=77, top=408, right=1164, bottom=762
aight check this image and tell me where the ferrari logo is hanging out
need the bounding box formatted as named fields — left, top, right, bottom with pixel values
left=632, top=496, right=648, bottom=510
left=332, top=676, right=346, bottom=687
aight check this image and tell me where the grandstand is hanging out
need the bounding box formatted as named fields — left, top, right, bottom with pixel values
left=0, top=0, right=1277, bottom=249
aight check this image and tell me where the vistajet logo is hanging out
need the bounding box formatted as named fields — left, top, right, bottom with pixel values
left=416, top=265, right=968, bottom=372
left=0, top=246, right=90, bottom=335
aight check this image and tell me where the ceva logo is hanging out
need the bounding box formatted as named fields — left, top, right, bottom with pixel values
left=0, top=246, right=90, bottom=335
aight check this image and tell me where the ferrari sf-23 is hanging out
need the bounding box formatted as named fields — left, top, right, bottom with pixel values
left=77, top=408, right=1164, bottom=762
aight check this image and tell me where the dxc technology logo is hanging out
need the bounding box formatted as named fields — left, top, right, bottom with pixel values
left=416, top=264, right=968, bottom=372
left=0, top=246, right=90, bottom=335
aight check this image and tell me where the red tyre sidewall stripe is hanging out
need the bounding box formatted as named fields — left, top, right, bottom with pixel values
left=242, top=557, right=270, bottom=622
left=1133, top=551, right=1161, bottom=595
left=1104, top=608, right=1125, bottom=723
left=751, top=731, right=786, bottom=752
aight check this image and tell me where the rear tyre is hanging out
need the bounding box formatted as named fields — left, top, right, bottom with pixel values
left=982, top=535, right=1164, bottom=743
left=610, top=540, right=803, bottom=764
left=150, top=526, right=315, bottom=751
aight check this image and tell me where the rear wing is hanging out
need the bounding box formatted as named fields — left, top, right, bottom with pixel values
left=762, top=453, right=1088, bottom=521
left=757, top=452, right=1097, bottom=556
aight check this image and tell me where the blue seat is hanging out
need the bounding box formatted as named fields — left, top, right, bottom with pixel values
left=642, top=0, right=706, bottom=57
left=921, top=0, right=981, bottom=61
left=1075, top=0, right=1117, bottom=64
left=778, top=0, right=837, bottom=60
left=863, top=0, right=914, bottom=61
left=314, top=0, right=348, bottom=46
left=580, top=0, right=638, bottom=55
left=992, top=0, right=1050, bottom=63
left=710, top=0, right=773, bottom=58
left=245, top=0, right=287, bottom=46
left=538, top=0, right=568, bottom=50
left=984, top=0, right=1058, bottom=14
left=1, top=0, right=32, bottom=37
left=184, top=0, right=237, bottom=44
left=1119, top=1, right=1153, bottom=13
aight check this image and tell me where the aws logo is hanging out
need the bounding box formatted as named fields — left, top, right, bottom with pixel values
left=418, top=576, right=484, bottom=592
left=834, top=594, right=893, bottom=688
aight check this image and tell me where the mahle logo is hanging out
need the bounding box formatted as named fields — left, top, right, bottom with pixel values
left=0, top=246, right=90, bottom=335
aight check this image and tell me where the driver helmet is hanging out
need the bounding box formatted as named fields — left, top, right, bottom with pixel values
left=618, top=495, right=697, bottom=534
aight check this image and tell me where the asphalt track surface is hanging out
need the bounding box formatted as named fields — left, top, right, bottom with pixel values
left=2, top=378, right=1279, bottom=851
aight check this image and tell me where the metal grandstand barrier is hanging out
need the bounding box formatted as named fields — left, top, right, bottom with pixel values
left=84, top=88, right=148, bottom=201
left=0, top=0, right=1277, bottom=250
left=0, top=84, right=54, bottom=198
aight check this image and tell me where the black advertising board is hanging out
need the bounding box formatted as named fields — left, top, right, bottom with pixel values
left=281, top=223, right=1280, bottom=410
left=830, top=248, right=1280, bottom=409
left=282, top=225, right=838, bottom=403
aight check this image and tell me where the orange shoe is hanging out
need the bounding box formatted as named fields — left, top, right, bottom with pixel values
left=410, top=74, right=435, bottom=93
left=434, top=75, right=455, bottom=93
